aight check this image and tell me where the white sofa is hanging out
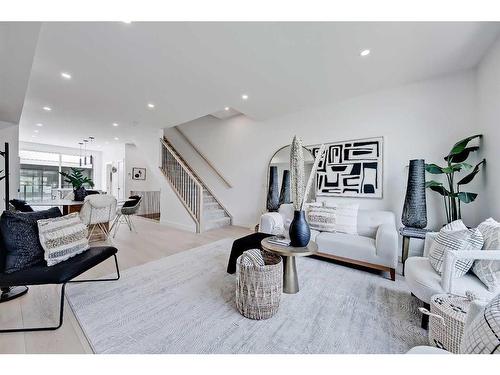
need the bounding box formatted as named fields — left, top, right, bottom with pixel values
left=260, top=204, right=399, bottom=280
left=405, top=233, right=500, bottom=305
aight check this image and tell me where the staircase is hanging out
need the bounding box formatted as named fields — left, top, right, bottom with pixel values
left=160, top=137, right=232, bottom=233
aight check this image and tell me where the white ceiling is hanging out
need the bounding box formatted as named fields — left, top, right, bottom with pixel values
left=0, top=22, right=40, bottom=125
left=15, top=22, right=500, bottom=149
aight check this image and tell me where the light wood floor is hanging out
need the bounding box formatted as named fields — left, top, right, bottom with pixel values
left=0, top=217, right=252, bottom=353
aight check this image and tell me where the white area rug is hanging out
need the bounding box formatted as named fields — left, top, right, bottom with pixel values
left=66, top=238, right=428, bottom=353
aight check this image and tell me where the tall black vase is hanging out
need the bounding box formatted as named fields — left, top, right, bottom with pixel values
left=267, top=166, right=280, bottom=212
left=402, top=159, right=427, bottom=228
left=279, top=170, right=291, bottom=205
left=289, top=210, right=311, bottom=247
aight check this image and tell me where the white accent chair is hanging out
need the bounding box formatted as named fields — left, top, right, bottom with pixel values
left=79, top=195, right=117, bottom=240
left=405, top=232, right=500, bottom=327
left=260, top=204, right=399, bottom=280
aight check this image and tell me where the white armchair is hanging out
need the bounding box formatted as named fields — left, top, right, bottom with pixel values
left=405, top=232, right=500, bottom=327
left=79, top=195, right=117, bottom=240
left=406, top=233, right=499, bottom=304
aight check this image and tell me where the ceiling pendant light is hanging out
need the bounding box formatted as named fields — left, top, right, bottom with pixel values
left=78, top=142, right=83, bottom=167
left=83, top=139, right=88, bottom=166
left=89, top=137, right=95, bottom=165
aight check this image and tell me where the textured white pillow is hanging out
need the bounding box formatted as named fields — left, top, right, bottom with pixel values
left=322, top=203, right=359, bottom=234
left=307, top=205, right=336, bottom=232
left=428, top=220, right=484, bottom=277
left=472, top=218, right=500, bottom=292
left=38, top=213, right=90, bottom=266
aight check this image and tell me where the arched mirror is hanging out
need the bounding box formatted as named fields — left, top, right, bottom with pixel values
left=266, top=144, right=315, bottom=212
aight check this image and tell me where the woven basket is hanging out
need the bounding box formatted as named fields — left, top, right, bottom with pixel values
left=428, top=293, right=472, bottom=353
left=236, top=249, right=283, bottom=320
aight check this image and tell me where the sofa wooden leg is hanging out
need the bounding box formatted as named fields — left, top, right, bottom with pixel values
left=389, top=268, right=396, bottom=281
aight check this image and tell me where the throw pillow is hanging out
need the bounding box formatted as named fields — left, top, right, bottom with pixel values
left=460, top=293, right=500, bottom=354
left=323, top=203, right=359, bottom=234
left=0, top=207, right=62, bottom=273
left=428, top=220, right=484, bottom=277
left=307, top=205, right=336, bottom=232
left=472, top=218, right=500, bottom=292
left=38, top=213, right=90, bottom=266
left=9, top=199, right=34, bottom=212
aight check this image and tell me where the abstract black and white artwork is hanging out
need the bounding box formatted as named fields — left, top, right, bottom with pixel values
left=308, top=137, right=383, bottom=198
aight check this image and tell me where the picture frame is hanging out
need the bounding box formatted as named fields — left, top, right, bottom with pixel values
left=132, top=167, right=146, bottom=180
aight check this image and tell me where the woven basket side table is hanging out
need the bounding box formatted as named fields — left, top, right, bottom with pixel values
left=236, top=249, right=283, bottom=320
left=428, top=293, right=472, bottom=353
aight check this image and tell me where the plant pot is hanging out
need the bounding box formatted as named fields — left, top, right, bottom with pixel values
left=289, top=210, right=310, bottom=247
left=73, top=186, right=87, bottom=201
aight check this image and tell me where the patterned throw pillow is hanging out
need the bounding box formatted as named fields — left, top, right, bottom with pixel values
left=38, top=213, right=90, bottom=266
left=428, top=220, right=484, bottom=277
left=307, top=205, right=336, bottom=232
left=460, top=293, right=500, bottom=354
left=473, top=218, right=500, bottom=292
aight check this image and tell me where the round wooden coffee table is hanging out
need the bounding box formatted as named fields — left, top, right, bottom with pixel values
left=261, top=238, right=318, bottom=294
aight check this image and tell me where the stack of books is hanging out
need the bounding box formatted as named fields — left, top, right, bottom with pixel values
left=267, top=236, right=290, bottom=246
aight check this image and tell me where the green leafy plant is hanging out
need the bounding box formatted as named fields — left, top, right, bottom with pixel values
left=59, top=168, right=94, bottom=189
left=425, top=134, right=485, bottom=223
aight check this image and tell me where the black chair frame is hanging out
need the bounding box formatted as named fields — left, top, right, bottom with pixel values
left=0, top=254, right=120, bottom=333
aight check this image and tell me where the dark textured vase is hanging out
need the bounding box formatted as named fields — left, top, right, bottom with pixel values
left=402, top=159, right=427, bottom=228
left=279, top=170, right=291, bottom=205
left=289, top=210, right=311, bottom=247
left=74, top=186, right=87, bottom=202
left=267, top=166, right=280, bottom=211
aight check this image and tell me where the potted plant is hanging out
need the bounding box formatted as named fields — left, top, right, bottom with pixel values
left=59, top=167, right=95, bottom=201
left=425, top=134, right=485, bottom=224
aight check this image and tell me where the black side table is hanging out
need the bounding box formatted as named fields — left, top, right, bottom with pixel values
left=399, top=226, right=432, bottom=275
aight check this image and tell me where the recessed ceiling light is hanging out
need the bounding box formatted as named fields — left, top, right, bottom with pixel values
left=60, top=72, right=72, bottom=79
left=112, top=123, right=119, bottom=127
left=241, top=94, right=249, bottom=100
left=31, top=135, right=36, bottom=138
left=34, top=129, right=39, bottom=133
left=43, top=106, right=52, bottom=111
left=360, top=49, right=371, bottom=57
left=224, top=107, right=230, bottom=111
left=114, top=137, right=119, bottom=141
left=122, top=21, right=132, bottom=24
left=105, top=141, right=110, bottom=145
left=36, top=123, right=43, bottom=127
left=147, top=103, right=155, bottom=109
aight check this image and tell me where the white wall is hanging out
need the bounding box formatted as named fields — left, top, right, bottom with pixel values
left=0, top=122, right=20, bottom=208
left=165, top=70, right=482, bottom=233
left=477, top=35, right=500, bottom=220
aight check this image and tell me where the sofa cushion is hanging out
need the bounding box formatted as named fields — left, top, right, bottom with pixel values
left=472, top=218, right=500, bottom=292
left=0, top=207, right=62, bottom=273
left=307, top=205, right=336, bottom=232
left=315, top=232, right=377, bottom=264
left=428, top=220, right=483, bottom=277
left=404, top=257, right=493, bottom=304
left=323, top=203, right=358, bottom=234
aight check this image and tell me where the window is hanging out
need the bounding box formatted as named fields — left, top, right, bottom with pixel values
left=19, top=150, right=94, bottom=201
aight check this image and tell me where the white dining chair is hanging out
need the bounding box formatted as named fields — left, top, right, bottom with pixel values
left=79, top=194, right=117, bottom=240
